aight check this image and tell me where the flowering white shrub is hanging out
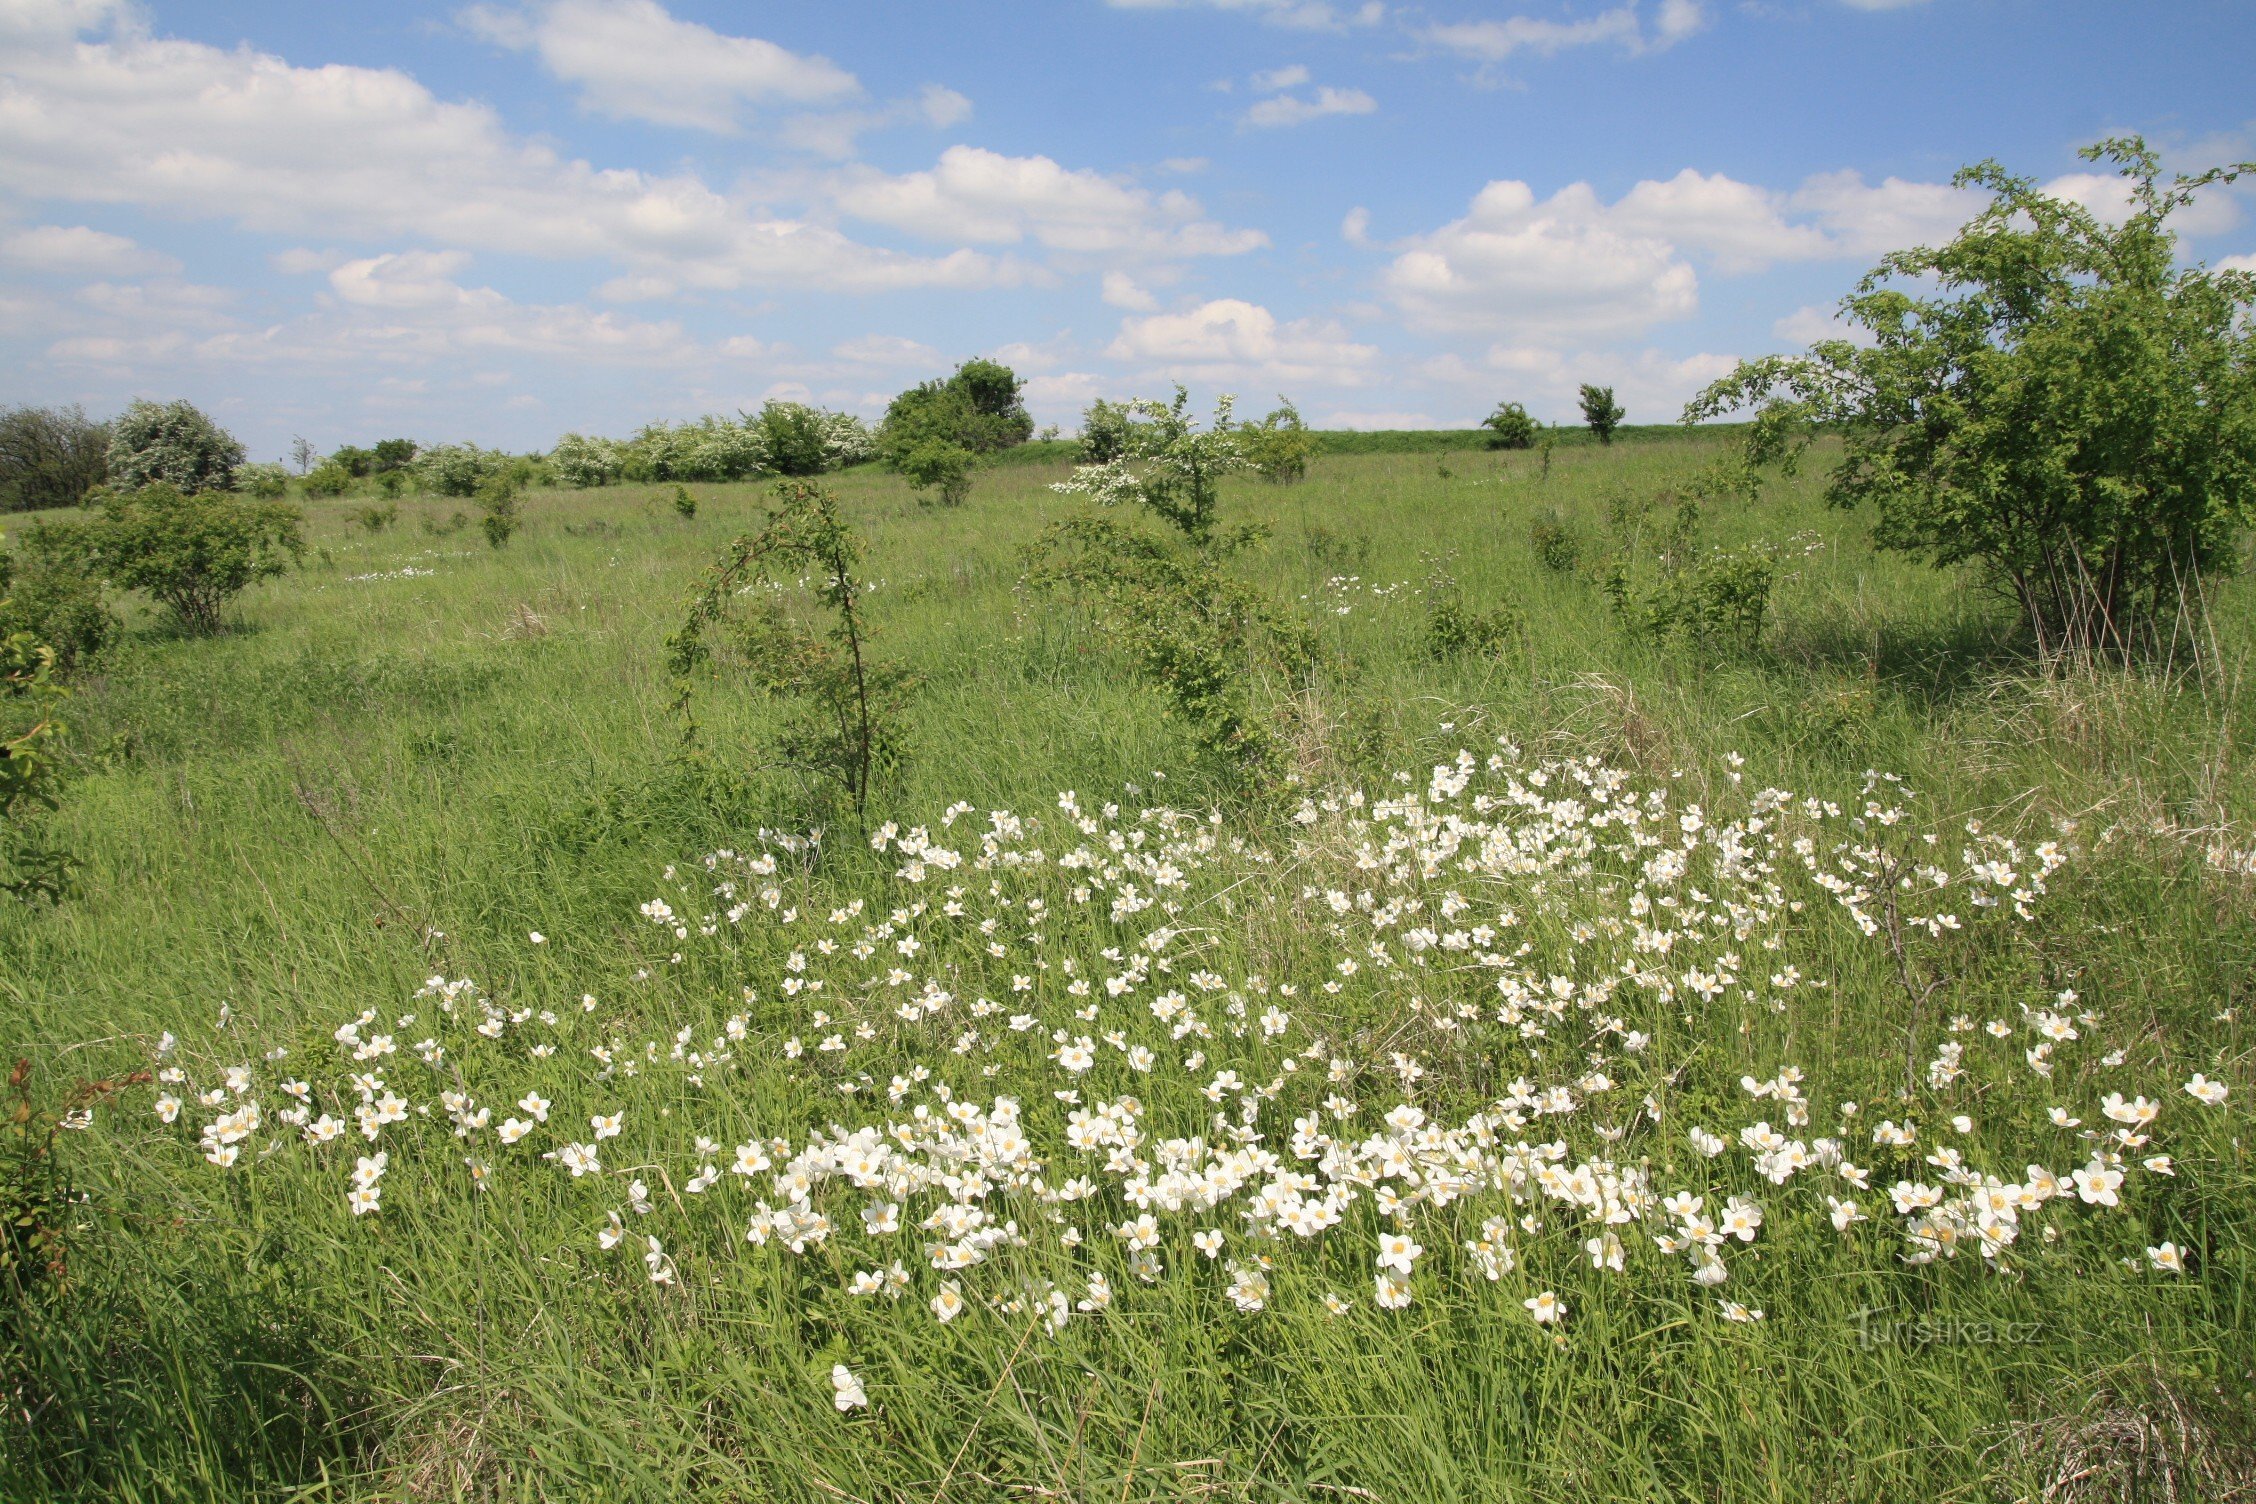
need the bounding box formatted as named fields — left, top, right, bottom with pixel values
left=142, top=740, right=2234, bottom=1398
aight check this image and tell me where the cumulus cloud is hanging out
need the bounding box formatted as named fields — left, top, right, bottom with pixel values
left=1102, top=270, right=1161, bottom=310
left=1243, top=84, right=1377, bottom=129
left=1380, top=180, right=1701, bottom=338
left=830, top=146, right=1267, bottom=258
left=1378, top=165, right=1988, bottom=339
left=459, top=0, right=859, bottom=133
left=0, top=223, right=180, bottom=277
left=1422, top=0, right=1702, bottom=64
left=1105, top=298, right=1378, bottom=385
left=0, top=11, right=1012, bottom=298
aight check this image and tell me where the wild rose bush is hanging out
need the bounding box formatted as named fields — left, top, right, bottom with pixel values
left=143, top=739, right=2236, bottom=1400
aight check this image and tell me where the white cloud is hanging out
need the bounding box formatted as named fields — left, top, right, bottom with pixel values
left=0, top=223, right=179, bottom=276
left=831, top=146, right=1267, bottom=258
left=1342, top=207, right=1373, bottom=246
left=1318, top=408, right=1437, bottom=429
left=1243, top=84, right=1377, bottom=129
left=1380, top=180, right=1701, bottom=338
left=1106, top=0, right=1385, bottom=32
left=460, top=0, right=858, bottom=133
left=831, top=333, right=944, bottom=368
left=778, top=84, right=975, bottom=161
left=2216, top=252, right=2256, bottom=273
left=1102, top=270, right=1160, bottom=310
left=1787, top=170, right=1984, bottom=258
left=0, top=12, right=1011, bottom=299
left=329, top=250, right=495, bottom=310
left=1422, top=1, right=1701, bottom=64
left=1106, top=298, right=1378, bottom=385
left=1251, top=64, right=1311, bottom=91
left=1418, top=342, right=1738, bottom=424
left=1609, top=169, right=1829, bottom=271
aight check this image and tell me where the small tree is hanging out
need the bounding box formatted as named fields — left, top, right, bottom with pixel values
left=108, top=400, right=245, bottom=493
left=754, top=402, right=838, bottom=477
left=1578, top=385, right=1625, bottom=446
left=1078, top=399, right=1134, bottom=464
left=1483, top=400, right=1539, bottom=450
left=370, top=439, right=418, bottom=473
left=668, top=480, right=912, bottom=827
left=1240, top=398, right=1316, bottom=484
left=86, top=485, right=304, bottom=634
left=289, top=437, right=316, bottom=476
left=302, top=462, right=353, bottom=498
left=1687, top=136, right=2256, bottom=657
left=0, top=406, right=109, bottom=512
left=899, top=441, right=974, bottom=507
left=1053, top=388, right=1249, bottom=545
left=476, top=474, right=519, bottom=549
left=878, top=359, right=1034, bottom=472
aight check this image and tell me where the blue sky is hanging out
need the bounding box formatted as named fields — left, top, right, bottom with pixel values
left=1, top=0, right=2251, bottom=461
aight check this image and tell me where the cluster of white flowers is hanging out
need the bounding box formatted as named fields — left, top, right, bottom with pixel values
left=143, top=739, right=2235, bottom=1417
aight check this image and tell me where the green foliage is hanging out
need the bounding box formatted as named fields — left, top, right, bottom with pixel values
left=301, top=461, right=353, bottom=498
left=354, top=503, right=399, bottom=534
left=1596, top=463, right=1780, bottom=653
left=1688, top=136, right=2256, bottom=659
left=897, top=441, right=974, bottom=507
left=1025, top=513, right=1304, bottom=791
left=1240, top=398, right=1316, bottom=484
left=1041, top=404, right=1307, bottom=789
left=1483, top=400, right=1539, bottom=450
left=415, top=442, right=506, bottom=498
left=106, top=399, right=245, bottom=494
left=1053, top=388, right=1250, bottom=546
left=879, top=360, right=1034, bottom=477
left=2, top=1058, right=147, bottom=1301
left=1529, top=510, right=1580, bottom=573
left=1, top=534, right=70, bottom=901
left=1578, top=383, right=1625, bottom=445
left=671, top=485, right=697, bottom=520
left=0, top=523, right=113, bottom=674
left=1077, top=398, right=1134, bottom=464
left=0, top=404, right=109, bottom=512
left=85, top=484, right=305, bottom=634
left=371, top=438, right=418, bottom=473
left=669, top=480, right=911, bottom=827
left=235, top=462, right=290, bottom=499
left=1421, top=555, right=1524, bottom=658
left=757, top=401, right=874, bottom=477
left=327, top=445, right=375, bottom=478
left=476, top=475, right=519, bottom=549
left=374, top=468, right=407, bottom=500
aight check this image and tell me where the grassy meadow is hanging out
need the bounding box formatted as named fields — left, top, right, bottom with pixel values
left=4, top=430, right=2253, bottom=1502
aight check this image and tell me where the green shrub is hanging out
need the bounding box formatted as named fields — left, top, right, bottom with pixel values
left=0, top=523, right=112, bottom=673
left=672, top=486, right=698, bottom=519
left=475, top=475, right=518, bottom=549
left=1689, top=135, right=2256, bottom=657
left=1422, top=557, right=1523, bottom=658
left=0, top=405, right=109, bottom=512
left=551, top=432, right=627, bottom=488
left=669, top=480, right=913, bottom=827
left=1578, top=384, right=1624, bottom=446
left=354, top=504, right=399, bottom=534
left=375, top=469, right=407, bottom=500
left=327, top=445, right=375, bottom=478
left=370, top=438, right=417, bottom=474
left=236, top=463, right=290, bottom=499
left=1530, top=512, right=1580, bottom=573
left=85, top=484, right=304, bottom=634
left=1055, top=388, right=1251, bottom=546
left=106, top=399, right=244, bottom=493
left=416, top=443, right=503, bottom=498
left=879, top=359, right=1033, bottom=470
left=898, top=441, right=974, bottom=507
left=302, top=462, right=352, bottom=498
left=1078, top=399, right=1134, bottom=464
left=1240, top=399, right=1315, bottom=485
left=1482, top=401, right=1538, bottom=450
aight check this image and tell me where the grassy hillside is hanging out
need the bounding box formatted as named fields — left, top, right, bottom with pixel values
left=3, top=431, right=2252, bottom=1502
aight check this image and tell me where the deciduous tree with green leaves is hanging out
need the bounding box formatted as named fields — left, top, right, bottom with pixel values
left=85, top=484, right=304, bottom=634
left=1687, top=136, right=2256, bottom=657
left=1578, top=384, right=1624, bottom=446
